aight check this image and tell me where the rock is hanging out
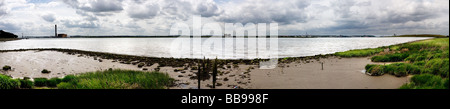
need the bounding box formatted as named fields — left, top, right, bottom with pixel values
left=223, top=77, right=229, bottom=81
left=2, top=65, right=11, bottom=71
left=229, top=75, right=235, bottom=77
left=98, top=59, right=103, bottom=62
left=188, top=74, right=193, bottom=76
left=174, top=68, right=184, bottom=72
left=178, top=75, right=184, bottom=77
left=142, top=68, right=148, bottom=71
left=41, top=69, right=51, bottom=74
left=216, top=83, right=223, bottom=86
left=138, top=63, right=145, bottom=68
left=180, top=71, right=186, bottom=73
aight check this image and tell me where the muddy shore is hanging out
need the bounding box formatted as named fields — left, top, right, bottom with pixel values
left=0, top=48, right=409, bottom=89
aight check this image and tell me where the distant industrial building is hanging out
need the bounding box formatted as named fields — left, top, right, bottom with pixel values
left=55, top=24, right=68, bottom=38
left=57, top=34, right=68, bottom=38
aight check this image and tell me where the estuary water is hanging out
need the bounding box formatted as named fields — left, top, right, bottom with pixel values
left=0, top=37, right=431, bottom=59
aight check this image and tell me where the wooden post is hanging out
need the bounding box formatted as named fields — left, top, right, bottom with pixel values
left=321, top=62, right=324, bottom=70
left=212, top=57, right=218, bottom=88
left=197, top=60, right=202, bottom=89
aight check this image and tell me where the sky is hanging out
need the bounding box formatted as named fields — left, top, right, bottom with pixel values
left=0, top=0, right=448, bottom=36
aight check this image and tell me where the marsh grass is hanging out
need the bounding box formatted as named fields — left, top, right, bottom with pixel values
left=400, top=74, right=448, bottom=89
left=0, top=74, right=20, bottom=89
left=57, top=69, right=174, bottom=89
left=334, top=48, right=384, bottom=57
left=363, top=38, right=449, bottom=89
left=33, top=78, right=48, bottom=87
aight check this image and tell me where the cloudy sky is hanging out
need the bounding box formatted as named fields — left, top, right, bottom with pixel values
left=0, top=0, right=448, bottom=36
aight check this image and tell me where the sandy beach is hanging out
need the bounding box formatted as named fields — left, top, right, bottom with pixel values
left=0, top=49, right=409, bottom=89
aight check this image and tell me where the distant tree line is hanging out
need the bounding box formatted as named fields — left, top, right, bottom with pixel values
left=0, top=30, right=18, bottom=38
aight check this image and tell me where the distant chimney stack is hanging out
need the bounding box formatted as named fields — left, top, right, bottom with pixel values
left=55, top=25, right=57, bottom=37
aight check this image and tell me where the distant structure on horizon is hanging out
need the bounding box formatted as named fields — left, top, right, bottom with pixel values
left=55, top=24, right=68, bottom=38
left=224, top=34, right=232, bottom=37
left=55, top=25, right=57, bottom=37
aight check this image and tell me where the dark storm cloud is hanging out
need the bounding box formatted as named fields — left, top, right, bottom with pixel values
left=41, top=13, right=56, bottom=22
left=63, top=0, right=124, bottom=13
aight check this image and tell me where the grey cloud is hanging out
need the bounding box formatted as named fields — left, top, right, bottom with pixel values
left=127, top=3, right=160, bottom=19
left=194, top=1, right=222, bottom=17
left=328, top=20, right=370, bottom=30
left=76, top=10, right=99, bottom=21
left=218, top=0, right=311, bottom=24
left=0, top=21, right=20, bottom=31
left=160, top=0, right=193, bottom=20
left=41, top=14, right=56, bottom=22
left=331, top=0, right=356, bottom=18
left=126, top=0, right=222, bottom=20
left=0, top=0, right=6, bottom=17
left=384, top=5, right=440, bottom=24
left=63, top=0, right=124, bottom=13
left=62, top=20, right=100, bottom=28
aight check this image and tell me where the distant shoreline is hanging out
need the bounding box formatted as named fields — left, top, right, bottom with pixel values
left=0, top=38, right=20, bottom=42
left=19, top=34, right=447, bottom=39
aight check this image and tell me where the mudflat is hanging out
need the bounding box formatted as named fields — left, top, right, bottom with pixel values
left=0, top=50, right=409, bottom=89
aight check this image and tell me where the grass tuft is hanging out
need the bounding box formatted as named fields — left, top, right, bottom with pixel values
left=57, top=69, right=174, bottom=89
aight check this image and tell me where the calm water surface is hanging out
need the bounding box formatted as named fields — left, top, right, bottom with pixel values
left=0, top=37, right=431, bottom=59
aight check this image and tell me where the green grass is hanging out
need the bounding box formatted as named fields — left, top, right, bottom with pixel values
left=335, top=48, right=384, bottom=57
left=363, top=38, right=449, bottom=89
left=33, top=78, right=48, bottom=87
left=371, top=53, right=409, bottom=62
left=0, top=74, right=21, bottom=89
left=366, top=63, right=422, bottom=77
left=400, top=74, right=448, bottom=89
left=57, top=69, right=174, bottom=89
left=395, top=34, right=448, bottom=38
